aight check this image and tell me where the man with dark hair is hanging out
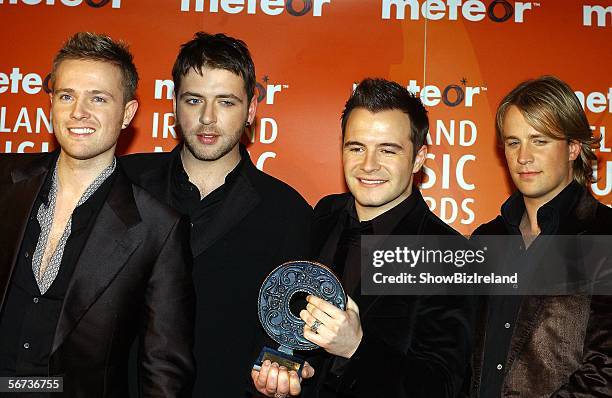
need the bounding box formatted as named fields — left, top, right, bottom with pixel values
left=121, top=32, right=312, bottom=398
left=469, top=76, right=612, bottom=397
left=270, top=78, right=472, bottom=398
left=0, top=32, right=194, bottom=396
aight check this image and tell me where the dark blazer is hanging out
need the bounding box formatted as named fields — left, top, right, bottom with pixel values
left=0, top=152, right=195, bottom=397
left=469, top=189, right=612, bottom=397
left=120, top=145, right=312, bottom=397
left=306, top=191, right=473, bottom=398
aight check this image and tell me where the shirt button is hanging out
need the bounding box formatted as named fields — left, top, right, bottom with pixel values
left=504, top=322, right=511, bottom=329
left=25, top=252, right=29, bottom=258
left=33, top=297, right=39, bottom=304
left=496, top=363, right=503, bottom=370
left=23, top=342, right=30, bottom=349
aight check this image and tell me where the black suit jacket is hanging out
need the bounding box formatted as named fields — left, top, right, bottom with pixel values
left=306, top=191, right=473, bottom=398
left=0, top=152, right=195, bottom=397
left=120, top=145, right=312, bottom=397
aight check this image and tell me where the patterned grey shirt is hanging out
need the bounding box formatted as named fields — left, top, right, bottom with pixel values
left=31, top=157, right=117, bottom=294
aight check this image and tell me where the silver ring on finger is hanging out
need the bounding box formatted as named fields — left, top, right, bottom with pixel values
left=274, top=393, right=288, bottom=398
left=310, top=319, right=323, bottom=333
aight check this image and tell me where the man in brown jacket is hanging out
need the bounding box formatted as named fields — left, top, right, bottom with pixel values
left=469, top=76, right=612, bottom=397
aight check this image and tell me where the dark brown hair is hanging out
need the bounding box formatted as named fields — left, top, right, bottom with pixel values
left=172, top=32, right=256, bottom=101
left=341, top=78, right=429, bottom=155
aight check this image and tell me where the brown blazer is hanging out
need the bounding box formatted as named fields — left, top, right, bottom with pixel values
left=469, top=188, right=612, bottom=397
left=0, top=152, right=195, bottom=397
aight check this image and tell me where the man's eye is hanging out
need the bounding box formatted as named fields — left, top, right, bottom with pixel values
left=220, top=100, right=235, bottom=106
left=381, top=149, right=396, bottom=154
left=506, top=141, right=519, bottom=147
left=348, top=147, right=364, bottom=153
left=92, top=96, right=106, bottom=103
left=533, top=139, right=548, bottom=145
left=185, top=98, right=201, bottom=105
left=59, top=94, right=72, bottom=101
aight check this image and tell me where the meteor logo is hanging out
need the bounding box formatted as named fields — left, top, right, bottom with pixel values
left=0, top=0, right=121, bottom=8
left=382, top=0, right=537, bottom=23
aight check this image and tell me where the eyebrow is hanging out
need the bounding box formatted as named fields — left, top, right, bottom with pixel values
left=54, top=88, right=115, bottom=99
left=179, top=91, right=243, bottom=103
left=503, top=133, right=548, bottom=140
left=343, top=141, right=404, bottom=150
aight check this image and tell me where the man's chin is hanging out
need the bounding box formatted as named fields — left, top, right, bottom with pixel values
left=184, top=142, right=226, bottom=161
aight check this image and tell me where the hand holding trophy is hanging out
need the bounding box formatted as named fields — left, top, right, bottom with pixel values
left=252, top=261, right=346, bottom=397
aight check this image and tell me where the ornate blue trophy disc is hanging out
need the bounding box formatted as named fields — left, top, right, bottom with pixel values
left=253, top=260, right=346, bottom=376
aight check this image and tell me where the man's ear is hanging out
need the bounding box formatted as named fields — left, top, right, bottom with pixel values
left=247, top=95, right=258, bottom=126
left=412, top=144, right=428, bottom=174
left=568, top=140, right=580, bottom=161
left=121, top=99, right=139, bottom=129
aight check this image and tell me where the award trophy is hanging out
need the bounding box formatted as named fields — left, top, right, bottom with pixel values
left=253, top=260, right=346, bottom=376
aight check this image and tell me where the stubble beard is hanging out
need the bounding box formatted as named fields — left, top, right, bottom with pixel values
left=183, top=125, right=243, bottom=162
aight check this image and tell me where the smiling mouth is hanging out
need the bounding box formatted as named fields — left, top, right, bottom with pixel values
left=68, top=127, right=95, bottom=135
left=357, top=178, right=387, bottom=185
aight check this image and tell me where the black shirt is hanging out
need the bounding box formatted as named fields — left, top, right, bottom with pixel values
left=0, top=164, right=116, bottom=376
left=170, top=150, right=245, bottom=256
left=333, top=192, right=420, bottom=296
left=479, top=181, right=583, bottom=397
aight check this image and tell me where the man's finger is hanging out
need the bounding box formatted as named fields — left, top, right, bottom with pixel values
left=303, top=324, right=328, bottom=347
left=299, top=309, right=315, bottom=327
left=307, top=295, right=343, bottom=318
left=347, top=295, right=360, bottom=315
left=302, top=362, right=315, bottom=379
left=276, top=366, right=290, bottom=396
left=300, top=310, right=334, bottom=339
left=255, top=360, right=271, bottom=388
left=265, top=362, right=279, bottom=394
left=306, top=303, right=334, bottom=324
left=288, top=370, right=302, bottom=396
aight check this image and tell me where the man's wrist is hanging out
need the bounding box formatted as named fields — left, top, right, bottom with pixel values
left=343, top=330, right=364, bottom=359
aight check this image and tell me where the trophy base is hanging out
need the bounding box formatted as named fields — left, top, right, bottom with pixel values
left=253, top=346, right=304, bottom=377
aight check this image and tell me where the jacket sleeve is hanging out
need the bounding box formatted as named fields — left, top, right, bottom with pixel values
left=139, top=217, right=196, bottom=397
left=551, top=294, right=612, bottom=398
left=334, top=295, right=474, bottom=398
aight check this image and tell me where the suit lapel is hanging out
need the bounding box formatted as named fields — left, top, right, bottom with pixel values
left=0, top=154, right=53, bottom=308
left=134, top=151, right=176, bottom=206
left=316, top=211, right=346, bottom=268
left=52, top=172, right=142, bottom=353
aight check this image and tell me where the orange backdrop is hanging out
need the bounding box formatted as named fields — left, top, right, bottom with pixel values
left=1, top=0, right=610, bottom=234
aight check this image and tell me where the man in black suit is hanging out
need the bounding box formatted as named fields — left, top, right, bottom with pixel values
left=120, top=32, right=312, bottom=398
left=294, top=78, right=473, bottom=397
left=0, top=32, right=194, bottom=396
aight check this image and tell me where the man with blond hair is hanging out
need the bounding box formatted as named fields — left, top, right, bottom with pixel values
left=0, top=32, right=194, bottom=397
left=469, top=76, right=612, bottom=397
